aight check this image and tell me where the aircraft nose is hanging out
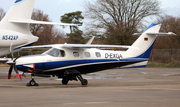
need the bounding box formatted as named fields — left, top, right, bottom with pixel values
left=16, top=55, right=44, bottom=73
left=15, top=56, right=25, bottom=65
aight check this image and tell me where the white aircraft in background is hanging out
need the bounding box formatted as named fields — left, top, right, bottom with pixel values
left=0, top=0, right=76, bottom=57
left=6, top=23, right=176, bottom=86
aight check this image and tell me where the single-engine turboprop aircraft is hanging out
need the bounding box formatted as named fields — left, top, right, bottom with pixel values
left=0, top=0, right=76, bottom=57
left=6, top=23, right=176, bottom=86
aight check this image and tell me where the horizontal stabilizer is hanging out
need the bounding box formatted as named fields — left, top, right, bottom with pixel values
left=133, top=32, right=176, bottom=36
left=146, top=32, right=177, bottom=36
left=10, top=19, right=77, bottom=26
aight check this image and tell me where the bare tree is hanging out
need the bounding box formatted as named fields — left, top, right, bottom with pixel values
left=30, top=9, right=54, bottom=44
left=52, top=28, right=67, bottom=44
left=0, top=8, right=6, bottom=21
left=84, top=0, right=161, bottom=45
left=31, top=9, right=66, bottom=45
left=154, top=15, right=180, bottom=49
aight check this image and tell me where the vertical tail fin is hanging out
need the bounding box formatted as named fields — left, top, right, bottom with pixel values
left=0, top=0, right=35, bottom=34
left=125, top=24, right=161, bottom=58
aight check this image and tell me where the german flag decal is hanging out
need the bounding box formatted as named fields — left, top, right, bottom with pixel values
left=144, top=38, right=148, bottom=41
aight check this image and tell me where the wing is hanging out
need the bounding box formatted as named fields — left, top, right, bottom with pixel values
left=10, top=19, right=77, bottom=26
left=62, top=44, right=139, bottom=50
left=0, top=58, right=11, bottom=62
left=22, top=44, right=139, bottom=50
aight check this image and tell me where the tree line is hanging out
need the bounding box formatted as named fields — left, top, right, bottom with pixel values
left=0, top=0, right=180, bottom=49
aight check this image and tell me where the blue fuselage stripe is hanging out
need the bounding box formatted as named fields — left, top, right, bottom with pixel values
left=17, top=58, right=148, bottom=72
left=17, top=59, right=118, bottom=71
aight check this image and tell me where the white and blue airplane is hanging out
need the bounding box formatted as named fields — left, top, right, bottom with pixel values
left=0, top=0, right=76, bottom=57
left=6, top=23, right=176, bottom=86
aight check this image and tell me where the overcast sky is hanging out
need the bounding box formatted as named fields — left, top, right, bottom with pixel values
left=0, top=0, right=180, bottom=32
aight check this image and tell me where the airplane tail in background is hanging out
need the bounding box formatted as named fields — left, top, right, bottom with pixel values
left=0, top=0, right=35, bottom=34
left=0, top=0, right=77, bottom=57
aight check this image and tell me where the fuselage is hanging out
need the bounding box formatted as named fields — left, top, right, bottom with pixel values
left=16, top=47, right=148, bottom=77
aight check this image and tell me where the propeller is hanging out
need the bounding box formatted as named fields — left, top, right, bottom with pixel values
left=7, top=43, right=22, bottom=80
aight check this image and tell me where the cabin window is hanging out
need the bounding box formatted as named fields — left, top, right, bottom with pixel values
left=45, top=48, right=65, bottom=57
left=73, top=52, right=79, bottom=57
left=95, top=52, right=101, bottom=57
left=84, top=52, right=90, bottom=57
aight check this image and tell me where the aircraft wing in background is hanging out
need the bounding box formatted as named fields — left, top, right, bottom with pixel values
left=10, top=19, right=77, bottom=26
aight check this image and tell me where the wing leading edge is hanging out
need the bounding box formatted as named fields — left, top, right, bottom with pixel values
left=21, top=44, right=139, bottom=50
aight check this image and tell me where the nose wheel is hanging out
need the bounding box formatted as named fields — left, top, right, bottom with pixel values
left=26, top=75, right=39, bottom=86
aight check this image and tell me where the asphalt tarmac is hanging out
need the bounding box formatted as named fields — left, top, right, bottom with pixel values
left=0, top=67, right=180, bottom=107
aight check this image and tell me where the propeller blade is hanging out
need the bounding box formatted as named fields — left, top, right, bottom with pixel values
left=10, top=43, right=14, bottom=60
left=14, top=66, right=22, bottom=80
left=8, top=66, right=13, bottom=79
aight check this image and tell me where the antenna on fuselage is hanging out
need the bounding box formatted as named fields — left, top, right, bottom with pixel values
left=86, top=36, right=95, bottom=45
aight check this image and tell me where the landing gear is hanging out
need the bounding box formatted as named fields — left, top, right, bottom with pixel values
left=62, top=78, right=69, bottom=85
left=77, top=75, right=88, bottom=86
left=61, top=75, right=88, bottom=86
left=62, top=70, right=88, bottom=86
left=26, top=74, right=39, bottom=86
left=26, top=79, right=39, bottom=86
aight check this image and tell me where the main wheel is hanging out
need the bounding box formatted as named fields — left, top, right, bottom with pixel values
left=62, top=78, right=69, bottom=85
left=81, top=79, right=88, bottom=85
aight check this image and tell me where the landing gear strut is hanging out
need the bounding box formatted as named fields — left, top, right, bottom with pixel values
left=26, top=74, right=39, bottom=86
left=77, top=75, right=88, bottom=86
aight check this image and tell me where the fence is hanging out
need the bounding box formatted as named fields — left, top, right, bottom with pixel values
left=149, top=49, right=180, bottom=67
left=5, top=49, right=180, bottom=67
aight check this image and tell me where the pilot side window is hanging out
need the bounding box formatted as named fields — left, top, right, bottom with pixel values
left=84, top=52, right=90, bottom=57
left=45, top=48, right=65, bottom=57
left=95, top=52, right=101, bottom=57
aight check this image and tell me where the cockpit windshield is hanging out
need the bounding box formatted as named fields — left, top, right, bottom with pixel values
left=43, top=48, right=65, bottom=57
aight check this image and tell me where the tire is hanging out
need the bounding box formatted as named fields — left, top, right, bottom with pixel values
left=62, top=78, right=69, bottom=85
left=81, top=79, right=88, bottom=86
left=29, top=80, right=36, bottom=86
left=26, top=79, right=39, bottom=86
